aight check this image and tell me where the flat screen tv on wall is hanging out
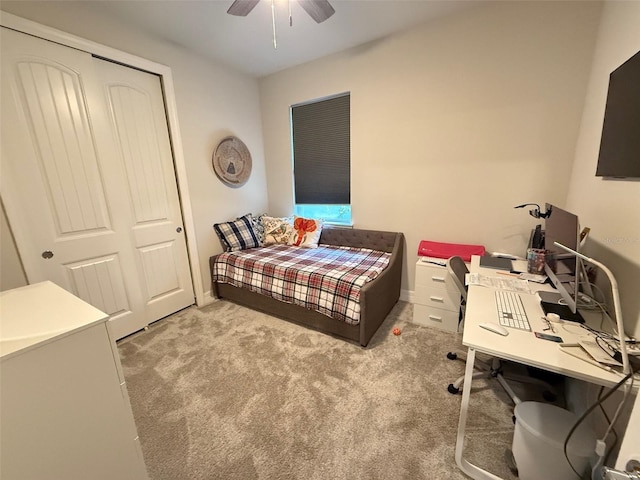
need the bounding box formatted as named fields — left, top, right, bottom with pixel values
left=595, top=49, right=640, bottom=178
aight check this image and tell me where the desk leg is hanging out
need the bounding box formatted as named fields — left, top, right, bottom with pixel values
left=454, top=347, right=504, bottom=480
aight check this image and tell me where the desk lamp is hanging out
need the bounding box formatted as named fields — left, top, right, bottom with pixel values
left=514, top=203, right=551, bottom=219
left=554, top=242, right=635, bottom=480
left=553, top=241, right=630, bottom=375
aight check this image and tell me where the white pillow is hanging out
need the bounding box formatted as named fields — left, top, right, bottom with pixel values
left=261, top=216, right=294, bottom=245
left=288, top=216, right=323, bottom=248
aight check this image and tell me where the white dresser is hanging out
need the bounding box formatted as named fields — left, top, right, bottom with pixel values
left=0, top=281, right=148, bottom=480
left=412, top=258, right=462, bottom=332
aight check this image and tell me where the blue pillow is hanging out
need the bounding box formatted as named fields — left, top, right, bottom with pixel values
left=213, top=214, right=260, bottom=252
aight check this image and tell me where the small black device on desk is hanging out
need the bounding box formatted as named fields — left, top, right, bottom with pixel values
left=534, top=332, right=564, bottom=342
left=540, top=301, right=585, bottom=324
left=479, top=255, right=513, bottom=271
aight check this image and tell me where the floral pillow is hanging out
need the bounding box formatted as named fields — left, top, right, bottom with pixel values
left=251, top=213, right=268, bottom=246
left=262, top=216, right=294, bottom=245
left=289, top=216, right=323, bottom=248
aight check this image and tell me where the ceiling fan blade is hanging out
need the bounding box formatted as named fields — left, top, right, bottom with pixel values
left=299, top=0, right=335, bottom=23
left=227, top=0, right=260, bottom=17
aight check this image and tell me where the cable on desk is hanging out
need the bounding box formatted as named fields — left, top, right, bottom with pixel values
left=585, top=296, right=609, bottom=330
left=580, top=281, right=607, bottom=306
left=562, top=364, right=638, bottom=479
left=596, top=386, right=618, bottom=467
left=596, top=335, right=619, bottom=361
left=578, top=323, right=638, bottom=362
left=573, top=283, right=613, bottom=331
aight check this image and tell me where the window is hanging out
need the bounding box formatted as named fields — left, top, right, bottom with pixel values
left=291, top=93, right=351, bottom=225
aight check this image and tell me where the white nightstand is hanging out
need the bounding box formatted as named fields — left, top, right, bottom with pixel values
left=412, top=258, right=462, bottom=332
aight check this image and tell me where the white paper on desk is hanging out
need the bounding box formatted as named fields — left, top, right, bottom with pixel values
left=518, top=273, right=547, bottom=283
left=466, top=273, right=531, bottom=293
left=558, top=345, right=616, bottom=373
left=578, top=337, right=623, bottom=366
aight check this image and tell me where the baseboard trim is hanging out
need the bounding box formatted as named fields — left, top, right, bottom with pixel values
left=400, top=289, right=414, bottom=303
left=199, top=290, right=217, bottom=307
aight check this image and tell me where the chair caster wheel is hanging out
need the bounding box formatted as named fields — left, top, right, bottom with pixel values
left=543, top=391, right=557, bottom=402
left=448, top=384, right=460, bottom=394
left=447, top=352, right=457, bottom=360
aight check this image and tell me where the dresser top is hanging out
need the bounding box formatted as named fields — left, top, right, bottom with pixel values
left=1, top=281, right=108, bottom=359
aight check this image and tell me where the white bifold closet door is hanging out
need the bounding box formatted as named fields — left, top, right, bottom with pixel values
left=0, top=27, right=194, bottom=339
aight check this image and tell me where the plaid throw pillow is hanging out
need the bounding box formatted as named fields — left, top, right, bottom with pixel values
left=213, top=214, right=260, bottom=252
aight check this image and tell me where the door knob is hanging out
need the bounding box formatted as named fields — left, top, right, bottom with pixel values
left=176, top=227, right=182, bottom=233
left=41, top=250, right=54, bottom=259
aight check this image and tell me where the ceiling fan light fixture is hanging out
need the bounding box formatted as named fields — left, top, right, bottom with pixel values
left=226, top=0, right=334, bottom=24
left=227, top=0, right=334, bottom=49
left=298, top=0, right=335, bottom=23
left=227, top=0, right=260, bottom=17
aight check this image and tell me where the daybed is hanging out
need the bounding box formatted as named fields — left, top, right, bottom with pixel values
left=210, top=228, right=404, bottom=347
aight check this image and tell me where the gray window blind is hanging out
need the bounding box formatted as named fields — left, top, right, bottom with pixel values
left=292, top=93, right=350, bottom=205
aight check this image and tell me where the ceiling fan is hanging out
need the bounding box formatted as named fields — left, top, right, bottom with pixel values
left=227, top=0, right=335, bottom=24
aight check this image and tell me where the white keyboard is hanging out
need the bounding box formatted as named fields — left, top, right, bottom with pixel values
left=495, top=290, right=531, bottom=331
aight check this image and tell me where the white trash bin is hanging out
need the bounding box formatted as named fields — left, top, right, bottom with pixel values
left=512, top=402, right=597, bottom=480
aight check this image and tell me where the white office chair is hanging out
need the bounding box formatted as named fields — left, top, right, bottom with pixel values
left=445, top=256, right=556, bottom=404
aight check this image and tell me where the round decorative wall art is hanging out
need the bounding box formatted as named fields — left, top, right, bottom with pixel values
left=212, top=136, right=252, bottom=187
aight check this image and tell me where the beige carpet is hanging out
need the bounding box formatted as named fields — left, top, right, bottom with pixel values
left=118, top=300, right=552, bottom=480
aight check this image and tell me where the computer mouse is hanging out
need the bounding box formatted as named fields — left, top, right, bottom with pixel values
left=479, top=322, right=509, bottom=336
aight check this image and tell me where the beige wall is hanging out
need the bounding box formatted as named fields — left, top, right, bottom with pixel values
left=566, top=0, right=640, bottom=339
left=0, top=2, right=269, bottom=299
left=563, top=1, right=640, bottom=453
left=259, top=1, right=602, bottom=293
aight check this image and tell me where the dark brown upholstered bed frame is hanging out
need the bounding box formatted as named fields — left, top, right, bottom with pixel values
left=210, top=228, right=404, bottom=347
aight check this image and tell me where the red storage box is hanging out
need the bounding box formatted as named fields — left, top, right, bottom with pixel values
left=417, top=240, right=485, bottom=262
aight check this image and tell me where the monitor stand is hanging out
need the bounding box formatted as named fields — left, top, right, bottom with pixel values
left=540, top=301, right=585, bottom=324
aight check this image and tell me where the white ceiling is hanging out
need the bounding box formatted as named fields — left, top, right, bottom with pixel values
left=85, top=0, right=478, bottom=77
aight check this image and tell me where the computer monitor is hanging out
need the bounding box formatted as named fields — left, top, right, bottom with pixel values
left=543, top=204, right=582, bottom=319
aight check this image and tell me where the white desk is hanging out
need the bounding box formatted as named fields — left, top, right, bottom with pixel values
left=455, top=256, right=636, bottom=480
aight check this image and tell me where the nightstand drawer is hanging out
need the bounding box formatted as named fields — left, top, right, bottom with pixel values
left=412, top=304, right=460, bottom=332
left=413, top=287, right=461, bottom=311
left=415, top=260, right=458, bottom=293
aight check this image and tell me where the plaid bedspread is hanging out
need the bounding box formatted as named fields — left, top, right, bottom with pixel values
left=211, top=244, right=391, bottom=325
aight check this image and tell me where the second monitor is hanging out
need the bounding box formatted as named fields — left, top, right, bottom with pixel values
left=541, top=203, right=585, bottom=323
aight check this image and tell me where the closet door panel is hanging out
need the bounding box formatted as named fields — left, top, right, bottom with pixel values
left=106, top=84, right=170, bottom=223
left=65, top=254, right=131, bottom=317
left=0, top=28, right=143, bottom=312
left=0, top=27, right=196, bottom=339
left=95, top=58, right=194, bottom=329
left=15, top=60, right=110, bottom=234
